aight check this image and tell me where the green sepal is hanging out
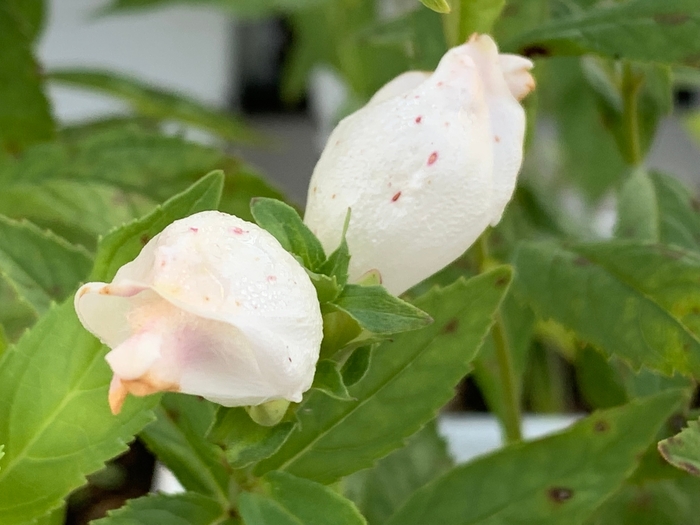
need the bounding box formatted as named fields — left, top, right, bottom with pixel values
left=250, top=197, right=325, bottom=270
left=341, top=346, right=372, bottom=387
left=207, top=407, right=296, bottom=470
left=312, top=360, right=353, bottom=401
left=330, top=284, right=433, bottom=335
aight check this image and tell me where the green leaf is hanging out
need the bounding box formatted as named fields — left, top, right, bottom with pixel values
left=0, top=173, right=223, bottom=524
left=49, top=69, right=263, bottom=145
left=0, top=124, right=240, bottom=247
left=208, top=407, right=296, bottom=470
left=658, top=417, right=700, bottom=476
left=5, top=0, right=45, bottom=42
left=255, top=268, right=511, bottom=483
left=331, top=284, right=433, bottom=335
left=346, top=420, right=453, bottom=525
left=617, top=171, right=700, bottom=251
left=0, top=3, right=55, bottom=153
left=140, top=394, right=229, bottom=504
left=505, top=0, right=700, bottom=66
left=385, top=390, right=685, bottom=525
left=547, top=58, right=628, bottom=201
left=574, top=347, right=629, bottom=409
left=312, top=359, right=353, bottom=400
left=513, top=240, right=700, bottom=377
left=341, top=346, right=372, bottom=387
left=250, top=198, right=326, bottom=270
left=586, top=475, right=700, bottom=525
left=419, top=0, right=451, bottom=14
left=90, top=171, right=223, bottom=281
left=92, top=492, right=228, bottom=525
left=239, top=471, right=366, bottom=525
left=0, top=216, right=92, bottom=315
left=616, top=169, right=660, bottom=241
left=308, top=272, right=342, bottom=304
left=102, top=0, right=333, bottom=18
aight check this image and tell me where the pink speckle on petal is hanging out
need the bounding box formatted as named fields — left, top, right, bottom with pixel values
left=190, top=227, right=198, bottom=233
left=391, top=191, right=402, bottom=202
left=232, top=227, right=245, bottom=235
left=267, top=275, right=277, bottom=283
left=437, top=81, right=444, bottom=87
left=415, top=116, right=422, bottom=123
left=428, top=152, right=438, bottom=165
left=495, top=135, right=501, bottom=142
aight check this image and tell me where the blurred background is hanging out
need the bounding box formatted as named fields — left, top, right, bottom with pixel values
left=40, top=0, right=700, bottom=206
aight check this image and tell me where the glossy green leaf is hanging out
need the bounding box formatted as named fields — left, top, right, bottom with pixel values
left=347, top=420, right=453, bottom=525
left=505, top=0, right=700, bottom=66
left=0, top=3, right=54, bottom=153
left=0, top=124, right=240, bottom=247
left=140, top=394, right=229, bottom=504
left=256, top=268, right=511, bottom=483
left=617, top=171, right=700, bottom=251
left=92, top=492, right=228, bottom=525
left=49, top=69, right=263, bottom=145
left=420, top=0, right=450, bottom=14
left=513, top=240, right=700, bottom=377
left=239, top=471, right=366, bottom=525
left=250, top=197, right=326, bottom=270
left=312, top=359, right=352, bottom=400
left=658, top=417, right=700, bottom=476
left=0, top=216, right=92, bottom=315
left=385, top=390, right=685, bottom=525
left=0, top=173, right=223, bottom=524
left=331, top=284, right=433, bottom=335
left=208, top=407, right=296, bottom=470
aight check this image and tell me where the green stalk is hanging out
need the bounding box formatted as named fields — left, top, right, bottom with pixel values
left=621, top=62, right=644, bottom=166
left=475, top=234, right=522, bottom=444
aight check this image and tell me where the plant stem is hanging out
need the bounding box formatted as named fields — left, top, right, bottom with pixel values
left=622, top=62, right=644, bottom=166
left=475, top=234, right=522, bottom=444
left=492, top=311, right=523, bottom=443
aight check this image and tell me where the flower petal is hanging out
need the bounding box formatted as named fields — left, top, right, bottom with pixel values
left=305, top=45, right=495, bottom=295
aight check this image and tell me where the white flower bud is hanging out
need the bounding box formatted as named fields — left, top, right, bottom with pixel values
left=304, top=34, right=534, bottom=295
left=74, top=211, right=323, bottom=414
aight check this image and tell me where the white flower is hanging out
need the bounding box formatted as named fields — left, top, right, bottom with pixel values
left=304, top=34, right=534, bottom=295
left=75, top=211, right=323, bottom=414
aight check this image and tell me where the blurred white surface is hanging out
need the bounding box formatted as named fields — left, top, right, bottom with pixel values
left=39, top=0, right=235, bottom=123
left=151, top=413, right=579, bottom=493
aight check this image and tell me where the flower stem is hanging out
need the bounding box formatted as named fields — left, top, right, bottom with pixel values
left=622, top=62, right=644, bottom=166
left=475, top=234, right=522, bottom=444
